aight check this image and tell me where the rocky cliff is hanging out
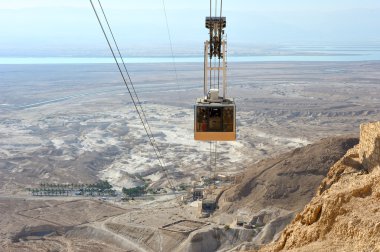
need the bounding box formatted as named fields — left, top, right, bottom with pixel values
left=260, top=122, right=380, bottom=252
left=213, top=136, right=358, bottom=250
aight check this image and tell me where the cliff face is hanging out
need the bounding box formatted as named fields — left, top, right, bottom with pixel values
left=260, top=122, right=380, bottom=252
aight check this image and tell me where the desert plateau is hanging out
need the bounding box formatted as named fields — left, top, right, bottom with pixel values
left=1, top=60, right=380, bottom=251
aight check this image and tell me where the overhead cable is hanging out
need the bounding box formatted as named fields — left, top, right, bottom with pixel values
left=89, top=0, right=175, bottom=190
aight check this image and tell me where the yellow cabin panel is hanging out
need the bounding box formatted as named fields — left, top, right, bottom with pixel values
left=194, top=131, right=236, bottom=141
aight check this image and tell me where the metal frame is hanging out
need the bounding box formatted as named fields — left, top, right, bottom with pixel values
left=195, top=16, right=236, bottom=141
left=204, top=40, right=227, bottom=99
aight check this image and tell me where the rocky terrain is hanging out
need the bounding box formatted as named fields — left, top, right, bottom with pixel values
left=220, top=136, right=358, bottom=213
left=208, top=136, right=358, bottom=250
left=259, top=121, right=380, bottom=252
left=0, top=135, right=359, bottom=252
left=1, top=61, right=380, bottom=251
left=1, top=62, right=380, bottom=193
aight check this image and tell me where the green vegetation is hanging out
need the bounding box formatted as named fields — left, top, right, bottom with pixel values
left=177, top=183, right=189, bottom=191
left=122, top=186, right=146, bottom=197
left=28, top=180, right=116, bottom=197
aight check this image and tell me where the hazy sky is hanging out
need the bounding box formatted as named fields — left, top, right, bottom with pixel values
left=0, top=0, right=379, bottom=56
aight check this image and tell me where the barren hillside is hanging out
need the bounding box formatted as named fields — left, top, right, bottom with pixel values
left=204, top=136, right=357, bottom=250
left=259, top=121, right=380, bottom=252
left=1, top=136, right=360, bottom=252
left=219, top=136, right=358, bottom=213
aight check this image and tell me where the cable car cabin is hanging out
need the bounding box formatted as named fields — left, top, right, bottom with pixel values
left=194, top=98, right=236, bottom=141
left=194, top=14, right=235, bottom=141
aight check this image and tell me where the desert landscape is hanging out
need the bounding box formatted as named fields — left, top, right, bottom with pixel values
left=1, top=60, right=380, bottom=251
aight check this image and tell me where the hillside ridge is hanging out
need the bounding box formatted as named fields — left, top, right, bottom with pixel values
left=260, top=121, right=380, bottom=252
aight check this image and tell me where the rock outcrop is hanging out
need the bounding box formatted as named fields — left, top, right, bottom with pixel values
left=260, top=122, right=380, bottom=252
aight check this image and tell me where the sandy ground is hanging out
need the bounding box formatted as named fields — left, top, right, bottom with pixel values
left=0, top=194, right=212, bottom=252
left=1, top=61, right=380, bottom=251
left=1, top=62, right=380, bottom=192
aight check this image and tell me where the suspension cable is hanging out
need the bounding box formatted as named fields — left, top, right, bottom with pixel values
left=214, top=141, right=217, bottom=183
left=161, top=0, right=180, bottom=95
left=209, top=0, right=212, bottom=91
left=209, top=141, right=212, bottom=178
left=210, top=141, right=218, bottom=185
left=89, top=0, right=175, bottom=190
left=95, top=0, right=169, bottom=176
left=96, top=0, right=155, bottom=146
left=209, top=1, right=223, bottom=186
left=210, top=0, right=212, bottom=23
left=217, top=0, right=223, bottom=91
left=208, top=0, right=224, bottom=92
left=161, top=0, right=187, bottom=186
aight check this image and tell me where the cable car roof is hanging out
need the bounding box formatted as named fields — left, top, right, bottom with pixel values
left=196, top=97, right=234, bottom=105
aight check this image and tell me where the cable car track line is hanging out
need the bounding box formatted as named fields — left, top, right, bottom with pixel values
left=95, top=0, right=168, bottom=175
left=89, top=0, right=175, bottom=190
left=217, top=0, right=223, bottom=91
left=161, top=0, right=180, bottom=97
left=209, top=0, right=212, bottom=91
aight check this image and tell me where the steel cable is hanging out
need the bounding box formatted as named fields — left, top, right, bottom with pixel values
left=89, top=0, right=175, bottom=190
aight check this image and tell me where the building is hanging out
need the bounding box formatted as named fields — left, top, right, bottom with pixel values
left=191, top=186, right=204, bottom=200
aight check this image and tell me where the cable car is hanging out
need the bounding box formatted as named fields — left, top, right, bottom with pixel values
left=195, top=90, right=236, bottom=141
left=194, top=16, right=236, bottom=141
